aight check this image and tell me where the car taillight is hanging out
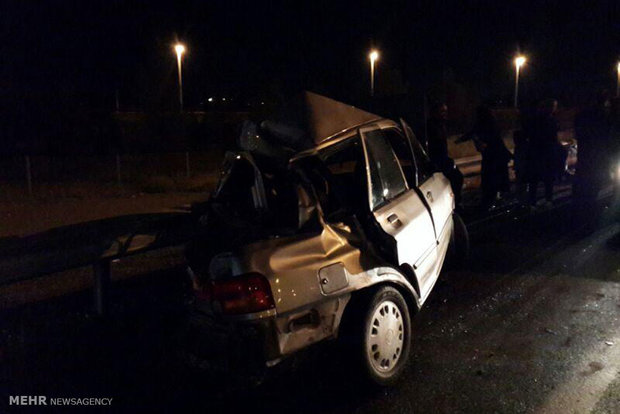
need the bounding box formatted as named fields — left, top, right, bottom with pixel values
left=195, top=273, right=275, bottom=315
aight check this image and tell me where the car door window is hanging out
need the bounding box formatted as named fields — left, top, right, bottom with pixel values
left=382, top=128, right=417, bottom=188
left=362, top=129, right=408, bottom=211
left=412, top=139, right=435, bottom=183
left=401, top=121, right=435, bottom=184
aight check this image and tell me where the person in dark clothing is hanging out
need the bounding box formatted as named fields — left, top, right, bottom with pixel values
left=426, top=103, right=464, bottom=208
left=513, top=106, right=534, bottom=201
left=527, top=99, right=562, bottom=207
left=459, top=105, right=512, bottom=209
left=574, top=91, right=612, bottom=208
left=612, top=97, right=620, bottom=155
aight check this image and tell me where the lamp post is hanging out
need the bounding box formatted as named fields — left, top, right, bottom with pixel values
left=369, top=49, right=379, bottom=97
left=174, top=43, right=186, bottom=111
left=513, top=55, right=526, bottom=107
left=616, top=61, right=620, bottom=97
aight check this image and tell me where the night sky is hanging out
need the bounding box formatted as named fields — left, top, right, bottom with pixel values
left=3, top=1, right=620, bottom=111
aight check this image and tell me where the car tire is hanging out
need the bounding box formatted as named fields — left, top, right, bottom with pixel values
left=343, top=286, right=412, bottom=387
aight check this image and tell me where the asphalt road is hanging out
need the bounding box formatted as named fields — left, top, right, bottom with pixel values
left=1, top=200, right=619, bottom=413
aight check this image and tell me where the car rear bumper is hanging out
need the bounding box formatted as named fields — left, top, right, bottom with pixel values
left=178, top=308, right=280, bottom=382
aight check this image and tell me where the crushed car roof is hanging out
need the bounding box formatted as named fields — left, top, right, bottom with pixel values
left=266, top=91, right=382, bottom=149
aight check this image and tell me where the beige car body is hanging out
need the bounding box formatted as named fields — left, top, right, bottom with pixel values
left=187, top=93, right=455, bottom=368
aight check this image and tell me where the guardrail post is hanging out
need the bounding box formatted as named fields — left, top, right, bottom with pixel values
left=116, top=153, right=122, bottom=186
left=93, top=260, right=111, bottom=316
left=185, top=151, right=191, bottom=178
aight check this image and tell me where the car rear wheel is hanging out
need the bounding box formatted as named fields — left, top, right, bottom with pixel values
left=356, top=286, right=412, bottom=386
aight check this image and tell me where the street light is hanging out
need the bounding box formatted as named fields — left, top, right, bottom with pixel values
left=616, top=61, right=620, bottom=97
left=174, top=43, right=186, bottom=111
left=369, top=49, right=379, bottom=97
left=513, top=55, right=526, bottom=107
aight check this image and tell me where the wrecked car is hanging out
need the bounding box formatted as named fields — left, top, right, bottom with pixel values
left=183, top=92, right=469, bottom=386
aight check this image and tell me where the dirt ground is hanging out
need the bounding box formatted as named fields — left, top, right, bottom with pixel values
left=0, top=190, right=209, bottom=238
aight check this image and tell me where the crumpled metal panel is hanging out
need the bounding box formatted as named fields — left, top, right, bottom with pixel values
left=273, top=295, right=350, bottom=357
left=239, top=221, right=366, bottom=315
left=303, top=92, right=381, bottom=145
left=230, top=216, right=422, bottom=359
left=265, top=91, right=382, bottom=150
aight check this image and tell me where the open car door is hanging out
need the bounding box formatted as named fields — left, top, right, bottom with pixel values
left=399, top=119, right=454, bottom=264
left=360, top=125, right=438, bottom=298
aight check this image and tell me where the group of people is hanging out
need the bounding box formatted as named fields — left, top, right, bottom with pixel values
left=573, top=91, right=620, bottom=209
left=425, top=93, right=620, bottom=212
left=426, top=102, right=513, bottom=211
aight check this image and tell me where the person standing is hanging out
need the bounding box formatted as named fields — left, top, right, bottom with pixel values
left=571, top=91, right=615, bottom=234
left=527, top=99, right=562, bottom=208
left=513, top=105, right=534, bottom=201
left=609, top=97, right=620, bottom=175
left=573, top=91, right=612, bottom=208
left=426, top=102, right=464, bottom=209
left=459, top=105, right=512, bottom=209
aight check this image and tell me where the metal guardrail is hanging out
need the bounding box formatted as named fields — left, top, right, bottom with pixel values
left=0, top=144, right=570, bottom=316
left=0, top=155, right=482, bottom=317
left=0, top=212, right=196, bottom=315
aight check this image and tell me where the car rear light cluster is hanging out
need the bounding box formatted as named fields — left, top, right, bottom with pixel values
left=194, top=273, right=276, bottom=315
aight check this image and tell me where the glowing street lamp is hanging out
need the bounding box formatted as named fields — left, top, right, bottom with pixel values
left=174, top=43, right=186, bottom=111
left=616, top=61, right=620, bottom=97
left=369, top=49, right=379, bottom=97
left=513, top=55, right=526, bottom=107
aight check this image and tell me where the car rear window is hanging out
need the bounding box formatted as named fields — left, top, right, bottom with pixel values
left=213, top=155, right=299, bottom=231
